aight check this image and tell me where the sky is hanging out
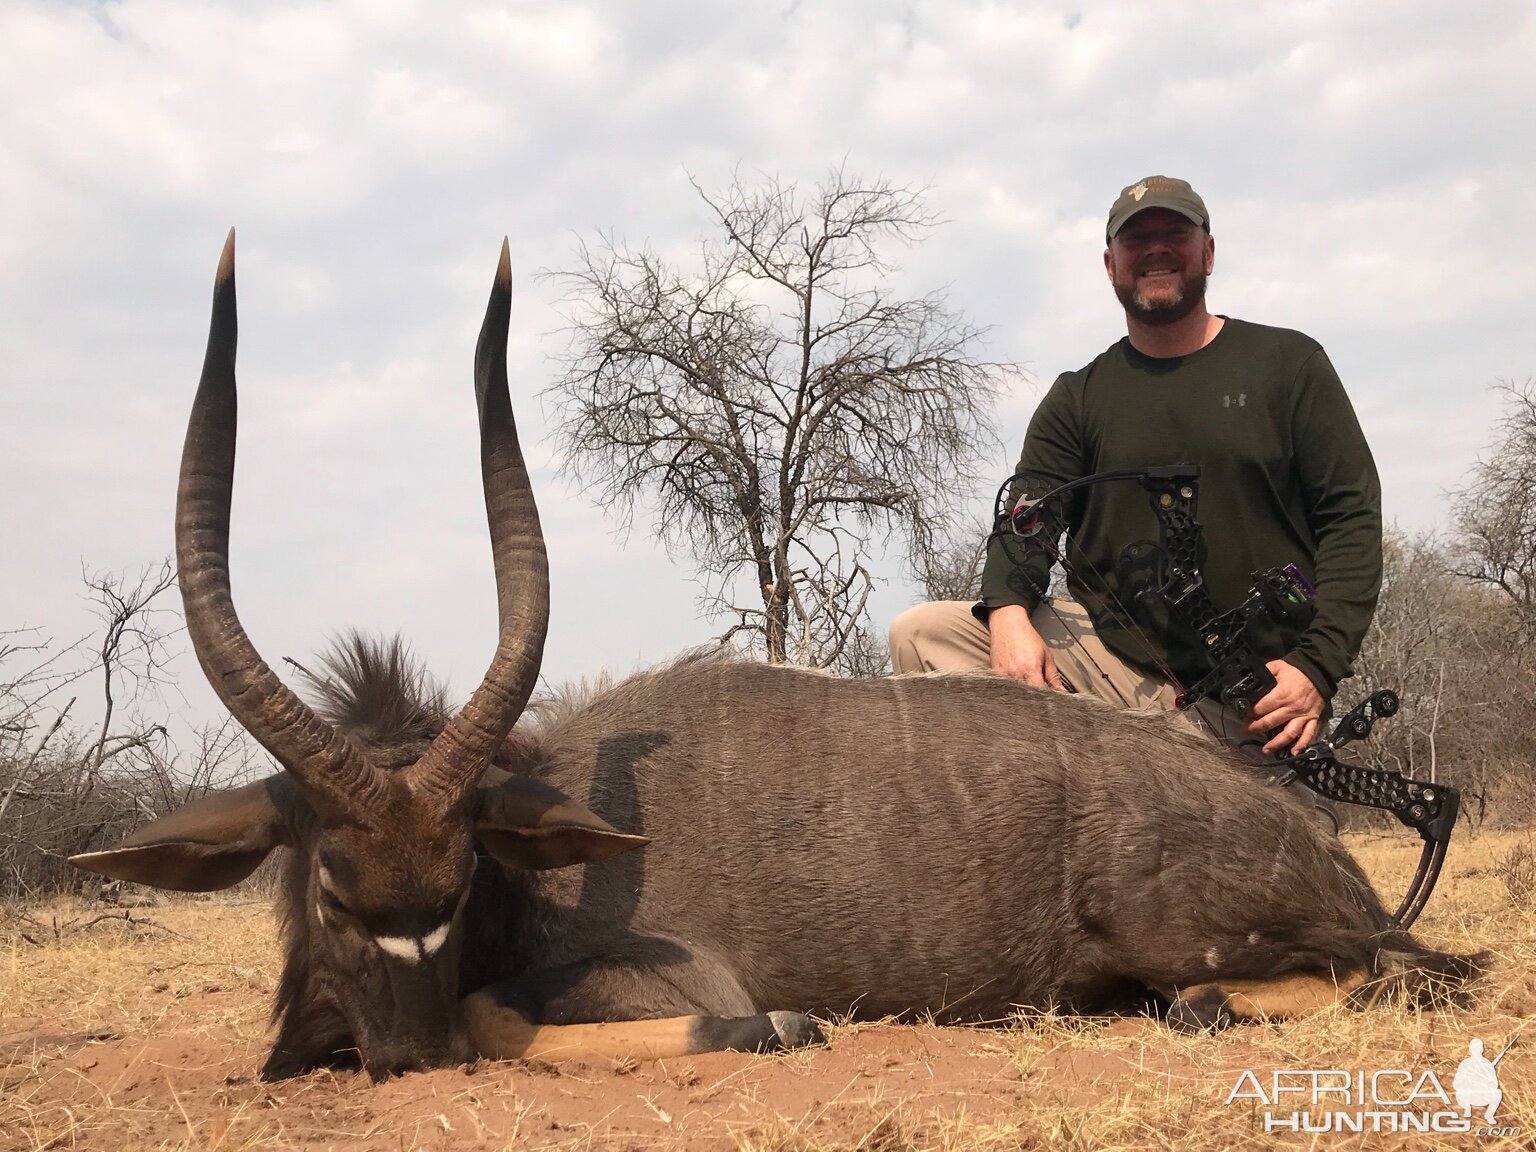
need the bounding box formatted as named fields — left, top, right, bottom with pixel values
left=4, top=0, right=1534, bottom=740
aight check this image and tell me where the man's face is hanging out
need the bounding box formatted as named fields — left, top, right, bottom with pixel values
left=1104, top=208, right=1214, bottom=326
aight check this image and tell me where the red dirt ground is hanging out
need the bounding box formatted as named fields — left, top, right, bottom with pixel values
left=3, top=1013, right=1251, bottom=1150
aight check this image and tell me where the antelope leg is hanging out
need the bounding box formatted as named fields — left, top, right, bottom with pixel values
left=463, top=992, right=821, bottom=1062
left=1167, top=968, right=1371, bottom=1031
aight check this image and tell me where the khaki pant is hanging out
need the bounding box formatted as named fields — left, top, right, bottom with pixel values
left=887, top=599, right=1265, bottom=761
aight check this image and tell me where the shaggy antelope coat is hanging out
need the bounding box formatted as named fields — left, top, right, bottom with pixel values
left=73, top=235, right=1478, bottom=1080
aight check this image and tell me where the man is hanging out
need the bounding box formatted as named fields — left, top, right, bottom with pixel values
left=890, top=175, right=1382, bottom=760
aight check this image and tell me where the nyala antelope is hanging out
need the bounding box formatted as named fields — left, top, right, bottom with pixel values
left=72, top=234, right=1479, bottom=1081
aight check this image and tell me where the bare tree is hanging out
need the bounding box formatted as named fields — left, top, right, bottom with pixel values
left=1346, top=532, right=1463, bottom=786
left=0, top=629, right=78, bottom=830
left=80, top=560, right=177, bottom=786
left=1450, top=378, right=1536, bottom=629
left=546, top=167, right=1006, bottom=670
left=910, top=511, right=994, bottom=602
left=1342, top=530, right=1536, bottom=827
left=1434, top=377, right=1536, bottom=821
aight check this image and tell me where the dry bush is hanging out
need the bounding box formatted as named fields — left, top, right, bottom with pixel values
left=1, top=565, right=265, bottom=903
left=1339, top=530, right=1536, bottom=829
left=1492, top=838, right=1536, bottom=909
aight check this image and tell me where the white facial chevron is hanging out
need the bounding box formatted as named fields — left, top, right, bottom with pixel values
left=373, top=922, right=452, bottom=964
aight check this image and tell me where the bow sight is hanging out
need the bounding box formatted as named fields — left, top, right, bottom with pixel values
left=992, top=463, right=1457, bottom=927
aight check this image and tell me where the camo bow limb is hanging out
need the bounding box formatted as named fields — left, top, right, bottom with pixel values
left=990, top=463, right=1457, bottom=928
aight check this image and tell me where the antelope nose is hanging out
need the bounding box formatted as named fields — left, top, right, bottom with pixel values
left=367, top=1035, right=474, bottom=1080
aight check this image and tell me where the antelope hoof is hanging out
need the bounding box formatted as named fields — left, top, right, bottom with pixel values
left=767, top=1010, right=826, bottom=1050
left=685, top=1011, right=826, bottom=1054
left=1167, top=987, right=1234, bottom=1034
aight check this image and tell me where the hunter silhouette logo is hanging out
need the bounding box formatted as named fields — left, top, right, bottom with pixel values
left=1455, top=1035, right=1517, bottom=1124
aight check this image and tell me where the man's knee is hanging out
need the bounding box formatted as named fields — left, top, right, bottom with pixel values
left=889, top=601, right=989, bottom=674
left=888, top=602, right=944, bottom=673
left=889, top=601, right=940, bottom=647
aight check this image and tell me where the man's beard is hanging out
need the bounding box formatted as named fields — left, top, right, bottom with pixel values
left=1114, top=267, right=1208, bottom=327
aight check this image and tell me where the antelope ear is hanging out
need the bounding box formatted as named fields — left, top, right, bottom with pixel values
left=474, top=775, right=649, bottom=871
left=70, top=777, right=299, bottom=892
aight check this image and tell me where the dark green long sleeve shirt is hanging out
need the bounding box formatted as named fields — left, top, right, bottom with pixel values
left=978, top=319, right=1382, bottom=701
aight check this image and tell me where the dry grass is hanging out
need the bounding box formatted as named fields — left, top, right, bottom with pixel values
left=1, top=830, right=1532, bottom=1151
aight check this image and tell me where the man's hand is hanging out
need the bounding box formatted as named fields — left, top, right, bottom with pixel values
left=987, top=604, right=1067, bottom=691
left=1248, top=659, right=1325, bottom=756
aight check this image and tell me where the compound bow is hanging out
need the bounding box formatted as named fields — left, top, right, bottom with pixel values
left=992, top=463, right=1456, bottom=928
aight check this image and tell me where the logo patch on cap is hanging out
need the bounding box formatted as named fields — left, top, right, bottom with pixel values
left=1106, top=176, right=1210, bottom=243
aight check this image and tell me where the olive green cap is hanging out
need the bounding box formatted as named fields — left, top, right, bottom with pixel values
left=1105, top=175, right=1209, bottom=243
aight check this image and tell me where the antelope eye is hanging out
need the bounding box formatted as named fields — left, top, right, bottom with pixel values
left=319, top=887, right=350, bottom=916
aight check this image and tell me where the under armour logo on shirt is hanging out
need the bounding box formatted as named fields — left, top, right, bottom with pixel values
left=1223, top=393, right=1247, bottom=408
